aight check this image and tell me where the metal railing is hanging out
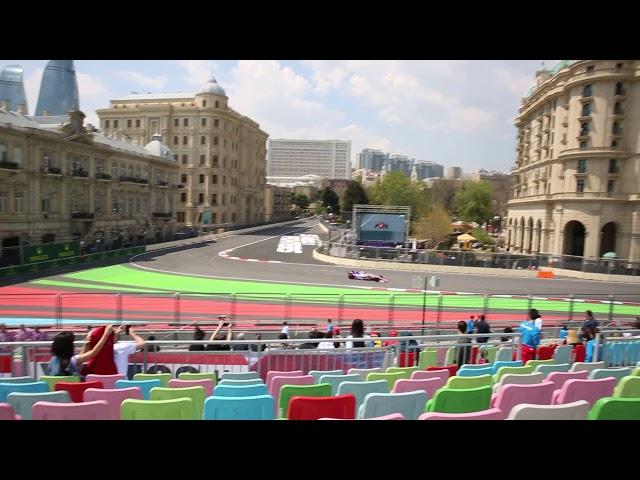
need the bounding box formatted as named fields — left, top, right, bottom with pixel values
left=593, top=329, right=640, bottom=366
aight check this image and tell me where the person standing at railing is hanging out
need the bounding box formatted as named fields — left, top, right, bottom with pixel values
left=111, top=325, right=146, bottom=376
left=206, top=318, right=233, bottom=351
left=519, top=313, right=541, bottom=362
left=584, top=328, right=603, bottom=362
left=455, top=321, right=472, bottom=366
left=529, top=309, right=543, bottom=330
left=327, top=319, right=334, bottom=335
left=281, top=321, right=289, bottom=336
left=466, top=316, right=476, bottom=334
left=345, top=319, right=373, bottom=349
left=581, top=310, right=598, bottom=341
left=559, top=325, right=569, bottom=342
left=48, top=325, right=114, bottom=377
left=475, top=315, right=491, bottom=343
left=0, top=324, right=15, bottom=353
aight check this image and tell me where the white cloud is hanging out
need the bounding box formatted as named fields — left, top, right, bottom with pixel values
left=448, top=106, right=496, bottom=131
left=113, top=71, right=168, bottom=90
left=176, top=60, right=217, bottom=86
left=338, top=124, right=392, bottom=167
left=494, top=67, right=534, bottom=97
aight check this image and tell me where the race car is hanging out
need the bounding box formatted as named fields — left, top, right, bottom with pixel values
left=347, top=270, right=389, bottom=283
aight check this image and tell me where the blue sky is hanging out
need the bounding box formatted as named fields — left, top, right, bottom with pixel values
left=2, top=59, right=558, bottom=172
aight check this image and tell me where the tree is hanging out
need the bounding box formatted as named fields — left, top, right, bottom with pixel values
left=471, top=227, right=494, bottom=245
left=413, top=206, right=452, bottom=248
left=341, top=181, right=369, bottom=212
left=427, top=178, right=462, bottom=213
left=292, top=194, right=310, bottom=210
left=320, top=187, right=341, bottom=215
left=453, top=180, right=493, bottom=224
left=368, top=171, right=429, bottom=221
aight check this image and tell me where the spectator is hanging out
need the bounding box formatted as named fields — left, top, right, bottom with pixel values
left=33, top=327, right=49, bottom=342
left=15, top=325, right=34, bottom=342
left=529, top=308, right=543, bottom=330
left=383, top=330, right=399, bottom=348
left=48, top=325, right=114, bottom=376
left=232, top=332, right=249, bottom=351
left=189, top=326, right=206, bottom=351
left=317, top=331, right=336, bottom=349
left=519, top=313, right=541, bottom=362
left=146, top=335, right=160, bottom=352
left=299, top=328, right=322, bottom=349
left=110, top=325, right=146, bottom=376
left=623, top=318, right=640, bottom=338
left=281, top=321, right=289, bottom=336
left=327, top=319, right=334, bottom=335
left=396, top=331, right=420, bottom=357
left=475, top=315, right=491, bottom=343
left=500, top=326, right=514, bottom=343
left=559, top=325, right=569, bottom=342
left=206, top=319, right=232, bottom=351
left=251, top=332, right=266, bottom=352
left=0, top=324, right=16, bottom=353
left=455, top=320, right=472, bottom=366
left=79, top=325, right=117, bottom=376
left=466, top=315, right=476, bottom=334
left=276, top=332, right=291, bottom=349
left=566, top=328, right=580, bottom=346
left=346, top=319, right=372, bottom=349
left=581, top=310, right=598, bottom=340
left=370, top=331, right=383, bottom=348
left=584, top=328, right=602, bottom=362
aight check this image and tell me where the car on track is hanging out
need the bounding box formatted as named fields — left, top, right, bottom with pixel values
left=347, top=270, right=389, bottom=283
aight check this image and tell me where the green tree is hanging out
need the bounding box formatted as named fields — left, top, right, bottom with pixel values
left=453, top=180, right=493, bottom=224
left=471, top=227, right=494, bottom=245
left=320, top=187, right=341, bottom=215
left=341, top=181, right=369, bottom=212
left=292, top=194, right=310, bottom=210
left=368, top=171, right=429, bottom=220
left=413, top=206, right=452, bottom=248
left=427, top=178, right=463, bottom=213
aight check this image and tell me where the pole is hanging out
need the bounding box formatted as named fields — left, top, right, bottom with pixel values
left=421, top=276, right=427, bottom=335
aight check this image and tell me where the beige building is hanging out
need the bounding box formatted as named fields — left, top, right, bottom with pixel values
left=506, top=60, right=639, bottom=261
left=264, top=185, right=293, bottom=221
left=0, top=109, right=178, bottom=264
left=97, top=76, right=268, bottom=230
left=445, top=166, right=463, bottom=179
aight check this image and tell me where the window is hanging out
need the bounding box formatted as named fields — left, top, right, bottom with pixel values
left=223, top=139, right=227, bottom=148
left=213, top=136, right=218, bottom=146
left=222, top=194, right=226, bottom=206
left=183, top=118, right=189, bottom=127
left=215, top=101, right=219, bottom=108
left=174, top=118, right=179, bottom=127
left=173, top=136, right=179, bottom=145
left=607, top=179, right=615, bottom=193
left=198, top=193, right=204, bottom=204
left=177, top=212, right=185, bottom=223
left=580, top=122, right=589, bottom=136
left=579, top=140, right=589, bottom=149
left=181, top=174, right=187, bottom=184
left=41, top=197, right=50, bottom=213
left=212, top=175, right=218, bottom=184
left=199, top=174, right=204, bottom=184
left=577, top=179, right=585, bottom=193
left=214, top=119, right=219, bottom=127
left=581, top=103, right=591, bottom=116
left=223, top=176, right=226, bottom=185
left=586, top=65, right=594, bottom=73
left=0, top=192, right=6, bottom=212
left=201, top=118, right=207, bottom=127
left=582, top=84, right=592, bottom=97
left=180, top=192, right=187, bottom=203
left=114, top=120, right=119, bottom=128
left=612, top=121, right=621, bottom=135
left=182, top=136, right=188, bottom=145
left=14, top=192, right=24, bottom=213
left=611, top=140, right=618, bottom=148
left=615, top=82, right=625, bottom=96
left=200, top=136, right=206, bottom=145
left=127, top=119, right=132, bottom=128
left=202, top=100, right=207, bottom=107
left=232, top=213, right=236, bottom=223
left=211, top=194, right=217, bottom=205
left=616, top=62, right=624, bottom=69
left=181, top=154, right=188, bottom=165
left=614, top=102, right=623, bottom=115
left=577, top=159, right=587, bottom=173
left=609, top=159, right=618, bottom=173
left=105, top=120, right=110, bottom=128
left=14, top=146, right=23, bottom=166
left=136, top=119, right=140, bottom=128
left=200, top=154, right=205, bottom=165
left=212, top=155, right=218, bottom=167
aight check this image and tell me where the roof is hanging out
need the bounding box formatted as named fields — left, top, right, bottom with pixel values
left=111, top=92, right=195, bottom=102
left=92, top=133, right=152, bottom=156
left=524, top=60, right=577, bottom=99
left=0, top=108, right=41, bottom=128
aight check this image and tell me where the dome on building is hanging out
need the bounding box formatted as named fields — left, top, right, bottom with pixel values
left=144, top=133, right=175, bottom=160
left=197, top=75, right=226, bottom=96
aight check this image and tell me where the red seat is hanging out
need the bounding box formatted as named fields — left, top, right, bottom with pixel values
left=537, top=345, right=556, bottom=360
left=426, top=365, right=458, bottom=377
left=398, top=352, right=417, bottom=367
left=573, top=344, right=586, bottom=363
left=287, top=394, right=356, bottom=420
left=470, top=346, right=479, bottom=364
left=521, top=345, right=537, bottom=363
left=0, top=355, right=12, bottom=373
left=54, top=381, right=103, bottom=403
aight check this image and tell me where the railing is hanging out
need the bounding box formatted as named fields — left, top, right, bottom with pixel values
left=152, top=212, right=172, bottom=218
left=42, top=166, right=61, bottom=174
left=0, top=160, right=19, bottom=170
left=119, top=176, right=148, bottom=184
left=95, top=172, right=112, bottom=180
left=70, top=212, right=95, bottom=219
left=70, top=170, right=89, bottom=178
left=593, top=330, right=640, bottom=365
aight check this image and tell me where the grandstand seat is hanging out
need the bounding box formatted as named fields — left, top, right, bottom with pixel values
left=279, top=383, right=331, bottom=418
left=493, top=365, right=534, bottom=384
left=32, top=400, right=110, bottom=420
left=536, top=345, right=556, bottom=361
left=588, top=397, right=640, bottom=420
left=203, top=395, right=275, bottom=420
left=392, top=378, right=443, bottom=398
left=545, top=370, right=590, bottom=391
left=39, top=375, right=80, bottom=392
left=613, top=376, right=640, bottom=398
left=213, top=384, right=268, bottom=398
left=358, top=391, right=428, bottom=420
left=288, top=394, right=356, bottom=420
left=535, top=363, right=570, bottom=375
left=150, top=386, right=205, bottom=419
left=55, top=381, right=103, bottom=403
left=0, top=403, right=20, bottom=420
left=552, top=345, right=573, bottom=364
left=266, top=370, right=303, bottom=393
left=0, top=376, right=33, bottom=384
left=85, top=374, right=126, bottom=389
left=126, top=365, right=142, bottom=380
left=412, top=370, right=449, bottom=382
left=588, top=367, right=631, bottom=383
left=569, top=361, right=605, bottom=373
left=418, top=348, right=438, bottom=369
left=7, top=391, right=70, bottom=420
left=336, top=380, right=388, bottom=410
left=318, top=374, right=361, bottom=395
left=419, top=408, right=505, bottom=420
left=366, top=372, right=405, bottom=391
left=482, top=346, right=498, bottom=364
left=309, top=370, right=343, bottom=383
left=175, top=366, right=199, bottom=377
left=177, top=372, right=216, bottom=385
left=386, top=366, right=420, bottom=378
left=426, top=365, right=458, bottom=377
left=346, top=368, right=383, bottom=381
left=366, top=413, right=406, bottom=420
left=115, top=379, right=161, bottom=400
left=0, top=381, right=48, bottom=402
left=446, top=374, right=492, bottom=390
left=121, top=398, right=197, bottom=420
left=220, top=371, right=260, bottom=381
left=457, top=366, right=493, bottom=377
left=495, top=347, right=515, bottom=363
left=507, top=400, right=590, bottom=420
left=460, top=363, right=494, bottom=370
left=425, top=386, right=492, bottom=414
left=219, top=378, right=264, bottom=386
left=133, top=373, right=171, bottom=387
left=526, top=359, right=556, bottom=369
left=492, top=372, right=544, bottom=394
left=491, top=360, right=523, bottom=375
left=443, top=346, right=455, bottom=365
left=397, top=352, right=417, bottom=367
left=169, top=378, right=214, bottom=397
left=552, top=377, right=616, bottom=406
left=572, top=344, right=586, bottom=363
left=491, top=381, right=555, bottom=415
left=269, top=375, right=314, bottom=410
left=84, top=387, right=143, bottom=420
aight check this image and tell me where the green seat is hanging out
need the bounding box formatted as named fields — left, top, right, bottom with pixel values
left=121, top=398, right=197, bottom=420
left=492, top=365, right=534, bottom=384
left=613, top=376, right=640, bottom=398
left=178, top=372, right=217, bottom=385
left=279, top=383, right=331, bottom=418
left=366, top=372, right=405, bottom=392
left=484, top=346, right=497, bottom=364
left=150, top=386, right=206, bottom=419
left=133, top=373, right=171, bottom=387
left=446, top=374, right=492, bottom=390
left=418, top=348, right=438, bottom=369
left=425, top=385, right=492, bottom=414
left=445, top=346, right=455, bottom=365
left=386, top=367, right=420, bottom=379
left=631, top=367, right=640, bottom=377
left=588, top=397, right=640, bottom=420
left=526, top=359, right=556, bottom=369
left=39, top=375, right=80, bottom=392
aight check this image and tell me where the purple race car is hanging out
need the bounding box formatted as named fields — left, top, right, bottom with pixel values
left=347, top=270, right=389, bottom=283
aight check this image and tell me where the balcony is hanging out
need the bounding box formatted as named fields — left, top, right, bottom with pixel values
left=71, top=169, right=89, bottom=178
left=152, top=212, right=173, bottom=218
left=42, top=166, right=62, bottom=175
left=0, top=160, right=20, bottom=170
left=608, top=165, right=620, bottom=175
left=95, top=172, right=112, bottom=180
left=71, top=212, right=95, bottom=220
left=119, top=176, right=149, bottom=185
left=156, top=180, right=169, bottom=187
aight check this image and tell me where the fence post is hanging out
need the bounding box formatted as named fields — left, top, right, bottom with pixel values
left=174, top=293, right=181, bottom=324
left=285, top=294, right=291, bottom=324
left=482, top=294, right=489, bottom=316
left=527, top=294, right=533, bottom=313
left=56, top=294, right=63, bottom=329
left=436, top=294, right=443, bottom=334
left=22, top=345, right=28, bottom=376
left=594, top=332, right=601, bottom=362
left=608, top=294, right=614, bottom=326
left=116, top=293, right=123, bottom=324
left=388, top=294, right=395, bottom=329
left=230, top=293, right=236, bottom=323
left=568, top=294, right=574, bottom=326
left=337, top=294, right=344, bottom=331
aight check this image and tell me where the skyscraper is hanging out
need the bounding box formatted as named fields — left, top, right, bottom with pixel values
left=356, top=148, right=388, bottom=172
left=35, top=60, right=80, bottom=116
left=0, top=65, right=28, bottom=113
left=267, top=139, right=351, bottom=179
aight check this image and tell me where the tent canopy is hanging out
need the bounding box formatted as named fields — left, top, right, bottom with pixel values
left=457, top=233, right=476, bottom=242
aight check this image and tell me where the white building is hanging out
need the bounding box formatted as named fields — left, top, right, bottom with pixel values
left=267, top=139, right=351, bottom=179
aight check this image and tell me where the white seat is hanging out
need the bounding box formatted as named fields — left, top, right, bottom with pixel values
left=492, top=372, right=544, bottom=394
left=569, top=361, right=605, bottom=373
left=507, top=400, right=590, bottom=420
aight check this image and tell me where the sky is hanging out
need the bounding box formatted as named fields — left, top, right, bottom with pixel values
left=2, top=59, right=558, bottom=172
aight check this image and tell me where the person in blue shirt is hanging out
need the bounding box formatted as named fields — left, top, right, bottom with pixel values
left=559, top=325, right=569, bottom=342
left=584, top=328, right=602, bottom=362
left=519, top=314, right=541, bottom=362
left=466, top=315, right=476, bottom=334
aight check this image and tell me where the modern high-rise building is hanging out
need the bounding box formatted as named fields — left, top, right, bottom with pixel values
left=413, top=161, right=444, bottom=180
left=386, top=154, right=413, bottom=177
left=35, top=60, right=80, bottom=116
left=445, top=166, right=463, bottom=179
left=356, top=148, right=388, bottom=172
left=506, top=60, right=639, bottom=262
left=0, top=65, right=28, bottom=114
left=267, top=139, right=351, bottom=179
left=97, top=76, right=268, bottom=229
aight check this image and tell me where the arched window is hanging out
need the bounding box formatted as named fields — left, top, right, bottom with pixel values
left=615, top=82, right=624, bottom=96
left=202, top=100, right=207, bottom=107
left=215, top=100, right=219, bottom=108
left=581, top=103, right=591, bottom=117
left=579, top=140, right=589, bottom=149
left=612, top=121, right=621, bottom=135
left=613, top=102, right=623, bottom=115
left=213, top=137, right=218, bottom=146
left=582, top=84, right=592, bottom=97
left=200, top=136, right=206, bottom=145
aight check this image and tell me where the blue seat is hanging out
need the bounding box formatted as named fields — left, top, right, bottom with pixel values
left=203, top=394, right=275, bottom=420
left=459, top=364, right=492, bottom=370
left=0, top=376, right=34, bottom=384
left=458, top=367, right=494, bottom=377
left=553, top=345, right=572, bottom=364
left=218, top=378, right=264, bottom=386
left=220, top=371, right=260, bottom=381
left=608, top=343, right=625, bottom=366
left=358, top=391, right=428, bottom=420
left=318, top=374, right=362, bottom=395
left=629, top=343, right=640, bottom=365
left=0, top=381, right=48, bottom=402
left=115, top=379, right=161, bottom=400
left=7, top=391, right=70, bottom=420
left=535, top=363, right=570, bottom=375
left=337, top=380, right=388, bottom=410
left=492, top=360, right=523, bottom=374
left=495, top=348, right=515, bottom=363
left=213, top=384, right=268, bottom=397
left=588, top=367, right=632, bottom=382
left=309, top=370, right=343, bottom=383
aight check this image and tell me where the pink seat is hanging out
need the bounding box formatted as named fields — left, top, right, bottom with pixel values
left=0, top=403, right=20, bottom=420
left=552, top=377, right=616, bottom=406
left=169, top=379, right=214, bottom=397
left=85, top=374, right=126, bottom=389
left=412, top=370, right=450, bottom=381
left=545, top=371, right=589, bottom=391
left=419, top=408, right=505, bottom=420
left=392, top=378, right=446, bottom=399
left=32, top=400, right=110, bottom=420
left=270, top=375, right=314, bottom=414
left=319, top=413, right=405, bottom=420
left=491, top=381, right=555, bottom=415
left=83, top=387, right=143, bottom=420
left=436, top=348, right=447, bottom=365
left=266, top=370, right=304, bottom=394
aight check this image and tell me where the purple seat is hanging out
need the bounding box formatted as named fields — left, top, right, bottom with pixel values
left=0, top=403, right=21, bottom=420
left=392, top=378, right=445, bottom=399
left=266, top=370, right=303, bottom=394
left=491, top=381, right=555, bottom=415
left=32, top=400, right=110, bottom=420
left=85, top=374, right=126, bottom=389
left=419, top=408, right=505, bottom=420
left=545, top=370, right=589, bottom=391
left=169, top=379, right=214, bottom=397
left=269, top=375, right=314, bottom=414
left=84, top=387, right=143, bottom=420
left=552, top=377, right=616, bottom=406
left=412, top=370, right=450, bottom=381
